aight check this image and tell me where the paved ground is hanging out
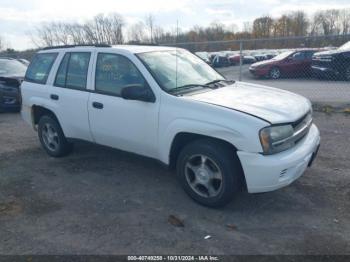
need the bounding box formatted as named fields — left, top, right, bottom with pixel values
left=218, top=65, right=350, bottom=105
left=0, top=112, right=350, bottom=255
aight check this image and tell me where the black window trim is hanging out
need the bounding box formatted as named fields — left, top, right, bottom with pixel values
left=53, top=51, right=91, bottom=90
left=94, top=52, right=155, bottom=100
left=24, top=52, right=58, bottom=85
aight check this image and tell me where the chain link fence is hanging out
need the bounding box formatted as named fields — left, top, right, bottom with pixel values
left=162, top=34, right=350, bottom=107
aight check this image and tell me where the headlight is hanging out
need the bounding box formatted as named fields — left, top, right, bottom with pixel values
left=259, top=125, right=294, bottom=154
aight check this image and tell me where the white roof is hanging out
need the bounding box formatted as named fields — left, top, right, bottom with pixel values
left=111, top=45, right=177, bottom=53
left=39, top=45, right=177, bottom=54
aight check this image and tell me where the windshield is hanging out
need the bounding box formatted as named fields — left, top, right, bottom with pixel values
left=272, top=51, right=294, bottom=60
left=137, top=49, right=225, bottom=92
left=0, top=59, right=27, bottom=77
left=339, top=41, right=350, bottom=51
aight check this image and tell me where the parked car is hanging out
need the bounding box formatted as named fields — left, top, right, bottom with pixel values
left=212, top=54, right=230, bottom=67
left=228, top=54, right=256, bottom=65
left=265, top=53, right=277, bottom=60
left=17, top=58, right=30, bottom=66
left=249, top=49, right=318, bottom=79
left=312, top=41, right=350, bottom=81
left=253, top=53, right=268, bottom=61
left=21, top=45, right=320, bottom=207
left=195, top=52, right=211, bottom=65
left=0, top=58, right=27, bottom=112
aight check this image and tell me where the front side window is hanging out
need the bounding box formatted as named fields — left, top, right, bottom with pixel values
left=54, top=52, right=91, bottom=89
left=292, top=52, right=305, bottom=60
left=137, top=49, right=224, bottom=91
left=95, top=53, right=146, bottom=96
left=25, top=53, right=58, bottom=84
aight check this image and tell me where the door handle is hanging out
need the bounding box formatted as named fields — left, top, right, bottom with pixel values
left=50, top=94, right=59, bottom=100
left=92, top=102, right=104, bottom=109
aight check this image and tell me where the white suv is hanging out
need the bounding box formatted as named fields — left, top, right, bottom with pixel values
left=21, top=45, right=320, bottom=207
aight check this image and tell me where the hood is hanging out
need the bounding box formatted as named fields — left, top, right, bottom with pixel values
left=186, top=82, right=311, bottom=124
left=313, top=49, right=342, bottom=57
left=251, top=59, right=275, bottom=67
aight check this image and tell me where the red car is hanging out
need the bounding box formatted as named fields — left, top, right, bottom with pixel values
left=249, top=50, right=318, bottom=79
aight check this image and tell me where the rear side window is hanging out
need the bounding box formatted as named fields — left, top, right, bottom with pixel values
left=25, top=53, right=58, bottom=84
left=54, top=52, right=91, bottom=90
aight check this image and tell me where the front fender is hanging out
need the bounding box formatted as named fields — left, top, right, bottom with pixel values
left=158, top=118, right=262, bottom=165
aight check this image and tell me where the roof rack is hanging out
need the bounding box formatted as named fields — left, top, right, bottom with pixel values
left=42, top=44, right=111, bottom=50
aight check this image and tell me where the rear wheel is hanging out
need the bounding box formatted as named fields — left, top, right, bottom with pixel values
left=38, top=115, right=73, bottom=157
left=269, top=67, right=281, bottom=79
left=176, top=139, right=242, bottom=207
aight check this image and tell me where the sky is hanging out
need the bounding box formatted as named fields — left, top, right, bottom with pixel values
left=1, top=0, right=350, bottom=50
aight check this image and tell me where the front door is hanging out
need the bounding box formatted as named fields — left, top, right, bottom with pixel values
left=88, top=53, right=159, bottom=158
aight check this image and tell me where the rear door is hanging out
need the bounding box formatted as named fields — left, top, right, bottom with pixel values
left=47, top=51, right=93, bottom=141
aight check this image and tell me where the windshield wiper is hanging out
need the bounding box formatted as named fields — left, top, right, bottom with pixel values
left=169, top=84, right=210, bottom=93
left=205, top=79, right=235, bottom=85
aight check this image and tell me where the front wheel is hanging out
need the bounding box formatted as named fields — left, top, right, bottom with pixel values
left=38, top=115, right=73, bottom=157
left=269, top=67, right=281, bottom=79
left=176, top=139, right=243, bottom=207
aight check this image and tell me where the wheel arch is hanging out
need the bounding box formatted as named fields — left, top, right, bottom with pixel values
left=31, top=105, right=60, bottom=130
left=168, top=132, right=247, bottom=190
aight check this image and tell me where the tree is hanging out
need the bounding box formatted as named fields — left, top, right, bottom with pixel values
left=340, top=9, right=350, bottom=34
left=253, top=16, right=274, bottom=38
left=290, top=11, right=309, bottom=36
left=0, top=35, right=3, bottom=51
left=145, top=14, right=155, bottom=43
left=128, top=22, right=147, bottom=43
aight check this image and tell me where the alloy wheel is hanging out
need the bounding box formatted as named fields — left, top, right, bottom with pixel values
left=42, top=123, right=60, bottom=152
left=270, top=68, right=281, bottom=79
left=184, top=154, right=223, bottom=198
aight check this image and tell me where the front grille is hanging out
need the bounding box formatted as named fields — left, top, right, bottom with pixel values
left=272, top=112, right=312, bottom=148
left=292, top=112, right=309, bottom=128
left=292, top=113, right=312, bottom=145
left=312, top=59, right=332, bottom=67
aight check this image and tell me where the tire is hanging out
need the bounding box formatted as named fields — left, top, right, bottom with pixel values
left=269, top=67, right=281, bottom=79
left=176, top=139, right=243, bottom=207
left=38, top=115, right=73, bottom=157
left=345, top=66, right=350, bottom=81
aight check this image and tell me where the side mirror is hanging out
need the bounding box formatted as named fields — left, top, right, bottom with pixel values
left=121, top=84, right=155, bottom=103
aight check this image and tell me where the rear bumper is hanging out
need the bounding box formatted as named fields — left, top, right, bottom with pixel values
left=0, top=93, right=21, bottom=112
left=237, top=124, right=320, bottom=193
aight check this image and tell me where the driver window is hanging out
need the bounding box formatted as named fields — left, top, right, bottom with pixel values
left=95, top=53, right=146, bottom=96
left=292, top=52, right=304, bottom=61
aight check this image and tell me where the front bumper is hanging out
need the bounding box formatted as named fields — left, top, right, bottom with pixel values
left=237, top=124, right=320, bottom=193
left=249, top=67, right=269, bottom=77
left=311, top=65, right=339, bottom=76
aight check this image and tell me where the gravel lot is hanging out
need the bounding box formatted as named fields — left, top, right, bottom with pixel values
left=0, top=112, right=349, bottom=255
left=218, top=65, right=350, bottom=105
